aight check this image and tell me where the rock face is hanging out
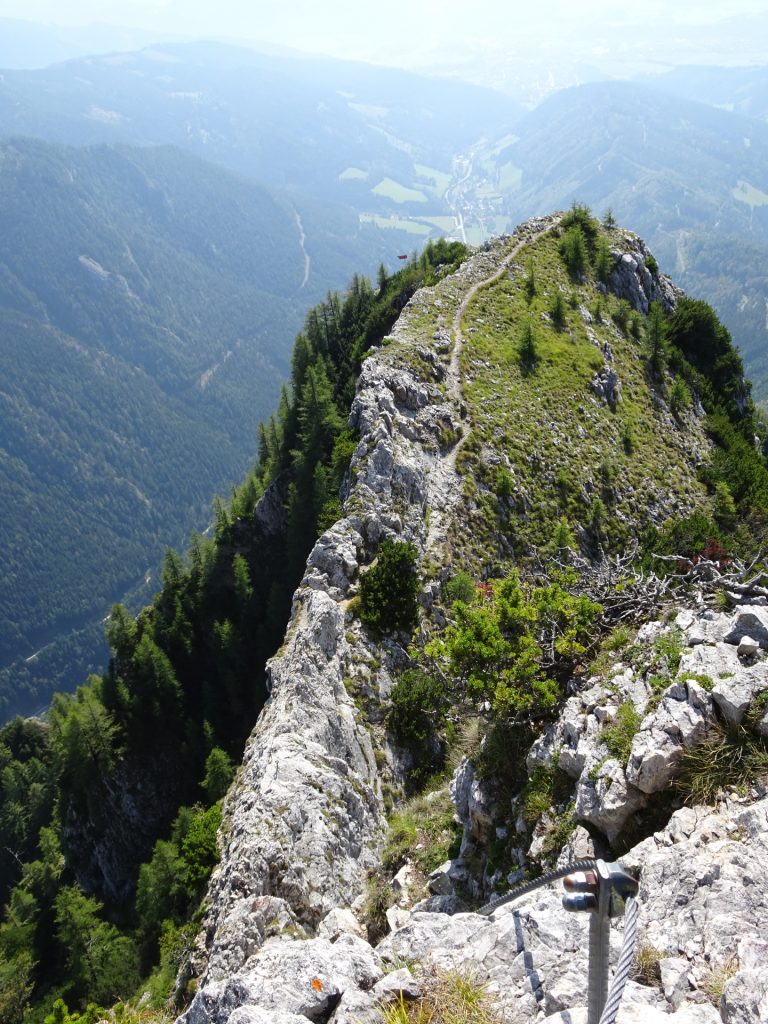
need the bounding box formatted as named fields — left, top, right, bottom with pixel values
left=197, top=588, right=384, bottom=983
left=176, top=220, right=767, bottom=1023
left=179, top=793, right=768, bottom=1024
left=187, top=226, right=524, bottom=989
left=608, top=235, right=680, bottom=314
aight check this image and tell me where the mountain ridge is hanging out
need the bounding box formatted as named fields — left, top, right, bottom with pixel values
left=173, top=214, right=767, bottom=1021
left=1, top=213, right=766, bottom=1022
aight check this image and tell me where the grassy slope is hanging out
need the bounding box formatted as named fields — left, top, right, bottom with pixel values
left=377, top=219, right=713, bottom=576
left=455, top=227, right=711, bottom=559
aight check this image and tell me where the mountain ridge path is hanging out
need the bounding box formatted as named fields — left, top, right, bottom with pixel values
left=424, top=220, right=555, bottom=555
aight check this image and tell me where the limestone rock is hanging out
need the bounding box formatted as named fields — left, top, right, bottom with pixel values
left=683, top=610, right=732, bottom=647
left=574, top=758, right=646, bottom=839
left=385, top=906, right=410, bottom=933
left=721, top=968, right=768, bottom=1023
left=608, top=238, right=680, bottom=315
left=590, top=365, right=621, bottom=405
left=410, top=894, right=468, bottom=914
left=622, top=798, right=768, bottom=981
left=391, top=863, right=414, bottom=902
left=450, top=759, right=495, bottom=848
left=626, top=683, right=712, bottom=794
left=179, top=935, right=383, bottom=1024
left=197, top=587, right=386, bottom=983
left=251, top=474, right=290, bottom=539
left=427, top=865, right=454, bottom=897
left=724, top=607, right=768, bottom=649
left=678, top=642, right=766, bottom=728
left=737, top=636, right=760, bottom=657
left=304, top=523, right=362, bottom=598
left=317, top=907, right=367, bottom=943
left=372, top=968, right=422, bottom=1001
left=659, top=956, right=692, bottom=1010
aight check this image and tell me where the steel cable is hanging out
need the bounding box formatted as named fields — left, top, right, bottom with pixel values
left=598, top=894, right=639, bottom=1024
left=477, top=860, right=639, bottom=1024
left=478, top=858, right=599, bottom=915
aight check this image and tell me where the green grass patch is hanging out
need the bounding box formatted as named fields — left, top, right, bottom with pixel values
left=453, top=227, right=711, bottom=559
left=676, top=724, right=768, bottom=803
left=381, top=968, right=504, bottom=1024
left=732, top=180, right=768, bottom=208
left=383, top=787, right=462, bottom=877
left=600, top=701, right=642, bottom=763
left=372, top=177, right=429, bottom=204
left=339, top=166, right=369, bottom=181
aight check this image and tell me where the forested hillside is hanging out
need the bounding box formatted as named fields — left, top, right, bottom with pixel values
left=2, top=43, right=767, bottom=405
left=0, top=240, right=470, bottom=1022
left=0, top=212, right=766, bottom=1023
left=0, top=137, right=401, bottom=717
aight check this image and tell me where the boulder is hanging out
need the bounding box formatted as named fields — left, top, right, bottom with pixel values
left=626, top=684, right=712, bottom=794
left=372, top=968, right=422, bottom=1001
left=317, top=907, right=367, bottom=943
left=575, top=759, right=646, bottom=840
left=724, top=607, right=768, bottom=650
left=179, top=936, right=383, bottom=1024
left=721, top=969, right=768, bottom=1024
left=737, top=635, right=760, bottom=658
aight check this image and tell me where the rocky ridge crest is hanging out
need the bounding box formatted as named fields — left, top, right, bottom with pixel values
left=177, top=218, right=767, bottom=1023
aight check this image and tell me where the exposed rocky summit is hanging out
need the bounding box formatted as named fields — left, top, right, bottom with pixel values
left=177, top=219, right=767, bottom=1023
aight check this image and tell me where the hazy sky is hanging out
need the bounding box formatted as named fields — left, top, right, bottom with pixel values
left=2, top=0, right=767, bottom=70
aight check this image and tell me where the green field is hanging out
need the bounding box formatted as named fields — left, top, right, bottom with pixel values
left=415, top=163, right=452, bottom=195
left=339, top=166, right=369, bottom=181
left=498, top=162, right=523, bottom=191
left=421, top=215, right=460, bottom=231
left=732, top=179, right=768, bottom=207
left=360, top=213, right=431, bottom=234
left=372, top=177, right=429, bottom=203
left=485, top=132, right=519, bottom=157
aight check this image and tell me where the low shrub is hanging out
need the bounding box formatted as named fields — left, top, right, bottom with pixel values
left=359, top=540, right=420, bottom=636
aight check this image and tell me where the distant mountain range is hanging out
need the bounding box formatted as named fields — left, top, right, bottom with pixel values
left=0, top=41, right=521, bottom=200
left=1, top=38, right=767, bottom=717
left=634, top=64, right=768, bottom=122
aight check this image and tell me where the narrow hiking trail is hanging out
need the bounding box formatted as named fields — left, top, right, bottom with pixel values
left=424, top=221, right=554, bottom=555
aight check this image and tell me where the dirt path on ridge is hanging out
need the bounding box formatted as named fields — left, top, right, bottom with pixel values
left=424, top=226, right=548, bottom=555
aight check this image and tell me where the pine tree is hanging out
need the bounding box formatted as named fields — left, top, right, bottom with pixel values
left=646, top=300, right=667, bottom=377
left=518, top=319, right=538, bottom=370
